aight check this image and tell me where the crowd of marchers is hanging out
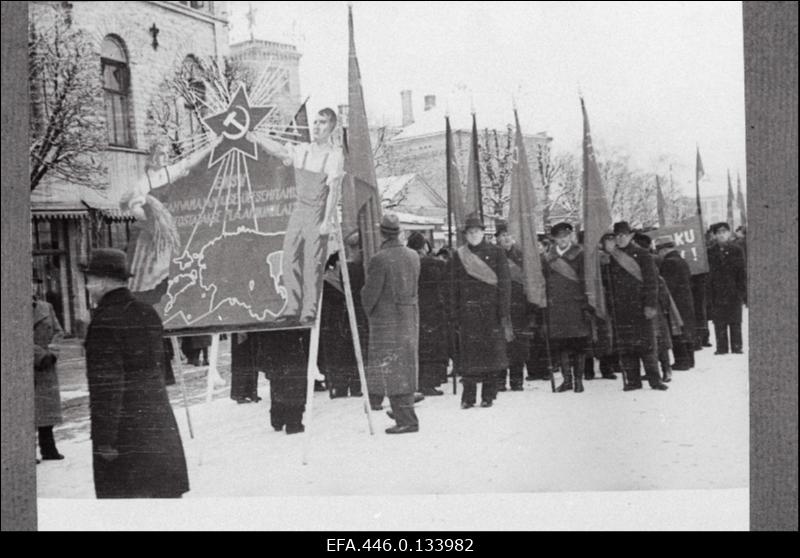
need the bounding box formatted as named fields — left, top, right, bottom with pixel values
left=31, top=215, right=746, bottom=498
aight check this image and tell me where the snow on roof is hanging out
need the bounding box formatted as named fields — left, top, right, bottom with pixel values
left=389, top=103, right=551, bottom=142
left=377, top=173, right=417, bottom=200
left=390, top=211, right=444, bottom=225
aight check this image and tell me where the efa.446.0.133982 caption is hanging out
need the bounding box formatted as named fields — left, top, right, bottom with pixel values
left=326, top=539, right=475, bottom=552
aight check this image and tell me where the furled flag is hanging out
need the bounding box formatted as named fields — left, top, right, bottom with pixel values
left=507, top=109, right=546, bottom=307
left=580, top=97, right=612, bottom=322
left=464, top=112, right=483, bottom=220
left=726, top=169, right=735, bottom=226
left=656, top=175, right=667, bottom=228
left=736, top=172, right=747, bottom=229
left=445, top=115, right=466, bottom=247
left=695, top=146, right=705, bottom=218
left=341, top=4, right=382, bottom=268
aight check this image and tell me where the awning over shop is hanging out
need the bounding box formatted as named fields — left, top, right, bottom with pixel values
left=31, top=181, right=134, bottom=221
left=32, top=209, right=89, bottom=220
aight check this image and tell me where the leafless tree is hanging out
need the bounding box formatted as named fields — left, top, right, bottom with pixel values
left=480, top=126, right=515, bottom=218
left=29, top=4, right=106, bottom=191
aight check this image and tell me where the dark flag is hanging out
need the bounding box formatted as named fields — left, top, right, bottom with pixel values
left=726, top=169, right=735, bottom=226
left=580, top=97, right=612, bottom=322
left=656, top=175, right=667, bottom=228
left=341, top=5, right=382, bottom=269
left=507, top=109, right=546, bottom=307
left=464, top=112, right=483, bottom=220
left=736, top=172, right=747, bottom=228
left=695, top=146, right=706, bottom=229
left=445, top=115, right=466, bottom=247
left=286, top=97, right=311, bottom=143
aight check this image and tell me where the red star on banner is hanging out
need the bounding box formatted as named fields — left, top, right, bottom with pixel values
left=202, top=85, right=273, bottom=167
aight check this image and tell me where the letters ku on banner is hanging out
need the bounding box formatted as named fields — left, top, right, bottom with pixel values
left=126, top=86, right=331, bottom=334
left=645, top=215, right=709, bottom=275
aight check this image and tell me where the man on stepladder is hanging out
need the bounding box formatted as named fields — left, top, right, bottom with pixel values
left=252, top=108, right=344, bottom=323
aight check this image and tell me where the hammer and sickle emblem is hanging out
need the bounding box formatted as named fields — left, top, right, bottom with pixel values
left=222, top=105, right=251, bottom=140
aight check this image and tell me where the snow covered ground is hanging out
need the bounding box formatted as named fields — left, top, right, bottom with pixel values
left=37, top=315, right=749, bottom=530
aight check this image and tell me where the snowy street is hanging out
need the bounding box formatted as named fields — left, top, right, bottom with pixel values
left=37, top=314, right=749, bottom=512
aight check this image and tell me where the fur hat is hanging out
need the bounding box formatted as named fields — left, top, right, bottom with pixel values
left=406, top=231, right=428, bottom=251
left=80, top=248, right=132, bottom=281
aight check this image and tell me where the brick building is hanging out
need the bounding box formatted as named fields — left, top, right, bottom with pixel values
left=30, top=1, right=230, bottom=335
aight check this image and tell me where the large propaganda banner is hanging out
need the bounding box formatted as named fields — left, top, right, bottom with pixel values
left=646, top=215, right=709, bottom=275
left=126, top=86, right=330, bottom=334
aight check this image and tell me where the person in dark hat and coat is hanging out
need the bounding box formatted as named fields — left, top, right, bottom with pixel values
left=494, top=220, right=534, bottom=392
left=542, top=222, right=591, bottom=392
left=605, top=223, right=669, bottom=391
left=706, top=222, right=747, bottom=354
left=33, top=276, right=66, bottom=462
left=82, top=248, right=189, bottom=498
left=655, top=236, right=696, bottom=370
left=407, top=231, right=449, bottom=396
left=633, top=233, right=681, bottom=383
left=361, top=214, right=421, bottom=434
left=318, top=231, right=366, bottom=399
left=450, top=213, right=512, bottom=408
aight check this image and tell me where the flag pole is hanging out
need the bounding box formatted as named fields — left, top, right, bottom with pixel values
left=302, top=289, right=325, bottom=465
left=334, top=201, right=375, bottom=436
left=472, top=112, right=483, bottom=222
left=445, top=116, right=458, bottom=395
left=170, top=336, right=194, bottom=438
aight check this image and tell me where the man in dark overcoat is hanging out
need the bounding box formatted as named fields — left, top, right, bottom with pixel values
left=542, top=222, right=591, bottom=393
left=451, top=213, right=512, bottom=408
left=706, top=222, right=747, bottom=354
left=83, top=248, right=189, bottom=498
left=605, top=223, right=669, bottom=391
left=655, top=237, right=696, bottom=370
left=495, top=220, right=534, bottom=392
left=318, top=231, right=366, bottom=399
left=361, top=214, right=421, bottom=434
left=407, top=232, right=449, bottom=396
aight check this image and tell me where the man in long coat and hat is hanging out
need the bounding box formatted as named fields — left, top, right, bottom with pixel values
left=451, top=213, right=512, bottom=408
left=361, top=214, right=421, bottom=434
left=605, top=223, right=669, bottom=391
left=706, top=222, right=747, bottom=354
left=83, top=248, right=189, bottom=498
left=542, top=222, right=591, bottom=393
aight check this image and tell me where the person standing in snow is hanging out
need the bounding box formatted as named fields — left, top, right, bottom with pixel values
left=450, top=213, right=512, bottom=409
left=361, top=214, right=421, bottom=434
left=83, top=248, right=189, bottom=498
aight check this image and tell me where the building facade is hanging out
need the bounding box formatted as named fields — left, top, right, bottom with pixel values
left=30, top=1, right=230, bottom=335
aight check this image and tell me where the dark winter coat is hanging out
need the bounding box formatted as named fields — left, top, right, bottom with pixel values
left=33, top=300, right=64, bottom=428
left=417, top=254, right=450, bottom=365
left=260, top=329, right=310, bottom=408
left=542, top=243, right=590, bottom=340
left=318, top=260, right=368, bottom=377
left=451, top=240, right=511, bottom=377
left=606, top=243, right=659, bottom=354
left=361, top=239, right=421, bottom=397
left=85, top=287, right=189, bottom=499
left=659, top=250, right=696, bottom=343
left=706, top=242, right=747, bottom=324
left=655, top=276, right=674, bottom=351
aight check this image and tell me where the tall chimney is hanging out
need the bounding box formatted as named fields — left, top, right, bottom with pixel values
left=401, top=90, right=414, bottom=127
left=424, top=94, right=436, bottom=112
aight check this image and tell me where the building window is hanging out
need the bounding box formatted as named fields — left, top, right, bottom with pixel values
left=101, top=36, right=133, bottom=147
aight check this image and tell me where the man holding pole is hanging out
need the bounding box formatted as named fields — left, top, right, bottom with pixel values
left=606, top=222, right=669, bottom=392
left=541, top=222, right=591, bottom=393
left=361, top=214, right=421, bottom=434
left=82, top=248, right=189, bottom=498
left=451, top=213, right=512, bottom=408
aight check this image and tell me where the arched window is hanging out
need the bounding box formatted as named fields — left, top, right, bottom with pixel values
left=101, top=36, right=133, bottom=147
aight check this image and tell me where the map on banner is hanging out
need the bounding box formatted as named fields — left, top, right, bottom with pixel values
left=125, top=84, right=333, bottom=334
left=645, top=215, right=709, bottom=275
